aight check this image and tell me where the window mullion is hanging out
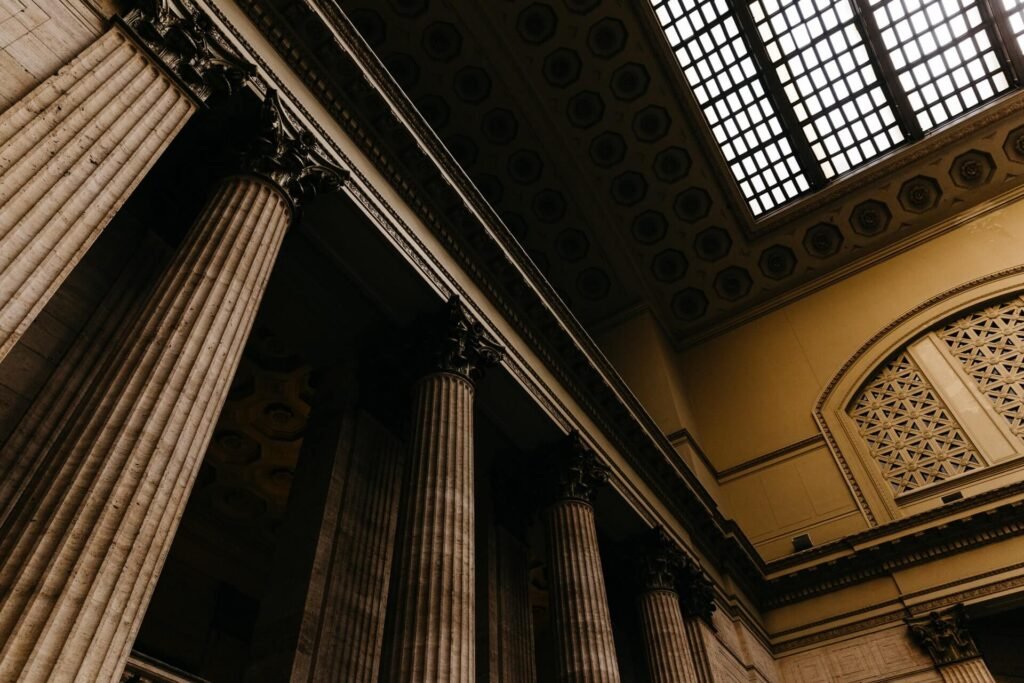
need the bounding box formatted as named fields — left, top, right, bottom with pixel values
left=728, top=0, right=827, bottom=189
left=850, top=0, right=925, bottom=140
left=909, top=333, right=1020, bottom=463
left=978, top=0, right=1024, bottom=86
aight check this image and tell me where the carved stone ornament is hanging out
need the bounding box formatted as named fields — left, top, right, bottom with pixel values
left=908, top=605, right=982, bottom=666
left=637, top=527, right=685, bottom=592
left=243, top=90, right=349, bottom=207
left=123, top=0, right=255, bottom=102
left=679, top=562, right=717, bottom=624
left=548, top=431, right=611, bottom=504
left=422, top=296, right=505, bottom=381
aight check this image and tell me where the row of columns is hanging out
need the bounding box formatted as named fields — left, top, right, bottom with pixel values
left=13, top=4, right=997, bottom=683
left=0, top=2, right=347, bottom=679
left=0, top=0, right=719, bottom=679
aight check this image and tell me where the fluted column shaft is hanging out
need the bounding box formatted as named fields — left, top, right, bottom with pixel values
left=0, top=24, right=195, bottom=363
left=325, top=412, right=405, bottom=681
left=937, top=659, right=996, bottom=683
left=389, top=372, right=477, bottom=682
left=491, top=525, right=538, bottom=683
left=250, top=406, right=405, bottom=683
left=545, top=498, right=621, bottom=683
left=0, top=235, right=165, bottom=522
left=0, top=174, right=291, bottom=682
left=638, top=589, right=696, bottom=683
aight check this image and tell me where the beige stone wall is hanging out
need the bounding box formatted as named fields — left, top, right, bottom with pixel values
left=696, top=609, right=779, bottom=683
left=777, top=625, right=941, bottom=683
left=0, top=0, right=105, bottom=108
left=595, top=308, right=699, bottom=440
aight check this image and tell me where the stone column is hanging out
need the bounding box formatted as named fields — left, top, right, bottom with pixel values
left=677, top=557, right=717, bottom=683
left=489, top=521, right=538, bottom=683
left=248, top=402, right=405, bottom=683
left=909, top=606, right=997, bottom=683
left=387, top=298, right=504, bottom=683
left=0, top=1, right=251, bottom=363
left=0, top=235, right=166, bottom=523
left=0, top=92, right=344, bottom=682
left=543, top=432, right=621, bottom=683
left=634, top=529, right=696, bottom=683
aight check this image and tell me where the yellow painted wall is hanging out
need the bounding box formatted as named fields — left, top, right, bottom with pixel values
left=677, top=205, right=1024, bottom=470
left=598, top=197, right=1024, bottom=557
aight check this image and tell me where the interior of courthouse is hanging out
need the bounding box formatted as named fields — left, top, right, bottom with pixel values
left=4, top=0, right=1024, bottom=680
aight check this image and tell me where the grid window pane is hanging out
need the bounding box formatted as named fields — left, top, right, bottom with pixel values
left=651, top=0, right=811, bottom=215
left=870, top=0, right=1011, bottom=130
left=751, top=0, right=905, bottom=178
left=1002, top=0, right=1024, bottom=54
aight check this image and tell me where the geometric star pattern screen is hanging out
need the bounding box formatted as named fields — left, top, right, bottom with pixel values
left=940, top=295, right=1024, bottom=437
left=651, top=0, right=1024, bottom=216
left=849, top=350, right=984, bottom=495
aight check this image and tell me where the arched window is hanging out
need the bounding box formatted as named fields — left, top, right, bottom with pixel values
left=848, top=295, right=1024, bottom=499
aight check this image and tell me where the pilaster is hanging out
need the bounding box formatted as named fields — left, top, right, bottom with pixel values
left=248, top=398, right=404, bottom=683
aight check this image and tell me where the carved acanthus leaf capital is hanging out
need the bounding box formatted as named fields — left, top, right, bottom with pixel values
left=421, top=297, right=505, bottom=381
left=547, top=431, right=610, bottom=504
left=679, top=561, right=717, bottom=624
left=637, top=527, right=685, bottom=593
left=908, top=605, right=981, bottom=666
left=123, top=0, right=254, bottom=102
left=243, top=91, right=349, bottom=207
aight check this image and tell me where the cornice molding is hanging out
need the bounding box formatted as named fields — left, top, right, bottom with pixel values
left=227, top=0, right=768, bottom=598
left=209, top=0, right=1024, bottom=621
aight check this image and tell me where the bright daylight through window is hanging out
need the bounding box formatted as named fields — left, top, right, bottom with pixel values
left=651, top=0, right=1024, bottom=216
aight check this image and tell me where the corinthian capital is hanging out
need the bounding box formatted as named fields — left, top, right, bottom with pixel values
left=123, top=0, right=254, bottom=102
left=243, top=91, right=348, bottom=207
left=637, top=527, right=685, bottom=592
left=547, top=431, right=610, bottom=504
left=679, top=564, right=716, bottom=624
left=420, top=297, right=505, bottom=382
left=908, top=605, right=981, bottom=666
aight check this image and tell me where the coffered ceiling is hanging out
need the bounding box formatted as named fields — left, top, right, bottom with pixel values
left=338, top=0, right=1024, bottom=345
